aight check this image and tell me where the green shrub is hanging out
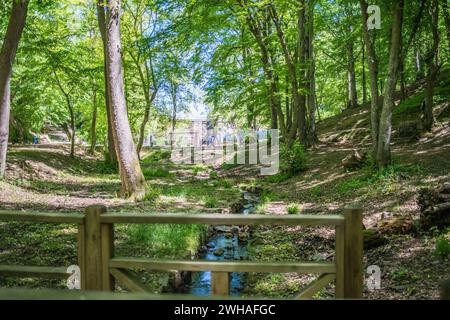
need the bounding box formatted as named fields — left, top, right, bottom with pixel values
left=209, top=170, right=219, bottom=179
left=216, top=179, right=232, bottom=189
left=279, top=142, right=308, bottom=176
left=143, top=149, right=171, bottom=163
left=287, top=204, right=300, bottom=215
left=433, top=236, right=450, bottom=260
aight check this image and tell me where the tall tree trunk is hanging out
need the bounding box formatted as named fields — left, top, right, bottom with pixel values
left=243, top=8, right=283, bottom=132
left=423, top=0, right=440, bottom=132
left=306, top=1, right=318, bottom=143
left=346, top=26, right=358, bottom=109
left=441, top=0, right=450, bottom=52
left=362, top=40, right=367, bottom=105
left=104, top=0, right=146, bottom=200
left=360, top=0, right=380, bottom=158
left=399, top=0, right=427, bottom=102
left=97, top=1, right=117, bottom=165
left=270, top=2, right=306, bottom=146
left=170, top=81, right=177, bottom=150
left=69, top=103, right=75, bottom=158
left=376, top=0, right=404, bottom=168
left=90, top=85, right=98, bottom=155
left=53, top=70, right=75, bottom=158
left=0, top=0, right=28, bottom=179
left=414, top=46, right=425, bottom=80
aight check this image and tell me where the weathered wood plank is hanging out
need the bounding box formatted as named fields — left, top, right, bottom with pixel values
left=110, top=268, right=149, bottom=293
left=295, top=273, right=335, bottom=300
left=211, top=272, right=229, bottom=296
left=84, top=205, right=105, bottom=290
left=0, top=288, right=244, bottom=300
left=0, top=210, right=84, bottom=224
left=334, top=225, right=345, bottom=298
left=343, top=207, right=363, bottom=299
left=110, top=258, right=336, bottom=274
left=77, top=224, right=86, bottom=290
left=0, top=265, right=70, bottom=279
left=101, top=213, right=344, bottom=226
left=101, top=223, right=115, bottom=291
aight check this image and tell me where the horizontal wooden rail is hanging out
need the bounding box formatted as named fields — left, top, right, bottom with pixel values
left=0, top=210, right=84, bottom=224
left=0, top=288, right=246, bottom=300
left=110, top=257, right=336, bottom=274
left=0, top=265, right=70, bottom=279
left=101, top=213, right=344, bottom=226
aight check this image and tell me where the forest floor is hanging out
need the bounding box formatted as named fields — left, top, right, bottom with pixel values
left=0, top=76, right=449, bottom=299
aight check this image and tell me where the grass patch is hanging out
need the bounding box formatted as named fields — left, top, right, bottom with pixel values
left=125, top=224, right=207, bottom=258
left=142, top=167, right=172, bottom=179
left=203, top=195, right=219, bottom=208
left=335, top=163, right=423, bottom=196
left=143, top=187, right=161, bottom=202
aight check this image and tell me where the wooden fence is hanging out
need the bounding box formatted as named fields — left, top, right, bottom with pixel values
left=0, top=206, right=364, bottom=299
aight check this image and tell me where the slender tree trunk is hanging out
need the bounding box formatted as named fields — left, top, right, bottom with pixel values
left=360, top=0, right=380, bottom=158
left=399, top=0, right=427, bottom=102
left=346, top=27, right=358, bottom=109
left=104, top=0, right=146, bottom=200
left=441, top=0, right=450, bottom=52
left=307, top=1, right=318, bottom=143
left=53, top=70, right=75, bottom=158
left=376, top=0, right=404, bottom=168
left=423, top=0, right=440, bottom=132
left=90, top=86, right=98, bottom=155
left=170, top=81, right=177, bottom=150
left=97, top=1, right=117, bottom=165
left=270, top=2, right=306, bottom=146
left=69, top=103, right=75, bottom=158
left=0, top=0, right=28, bottom=179
left=415, top=47, right=425, bottom=80
left=362, top=40, right=367, bottom=105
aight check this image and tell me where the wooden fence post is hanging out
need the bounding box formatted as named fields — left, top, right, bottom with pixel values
left=343, top=207, right=363, bottom=299
left=77, top=223, right=86, bottom=290
left=211, top=272, right=229, bottom=296
left=82, top=205, right=107, bottom=291
left=335, top=224, right=345, bottom=299
left=101, top=220, right=115, bottom=291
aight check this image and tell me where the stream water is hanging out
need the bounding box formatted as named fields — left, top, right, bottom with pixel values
left=189, top=191, right=259, bottom=296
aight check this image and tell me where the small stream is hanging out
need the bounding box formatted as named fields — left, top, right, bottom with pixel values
left=188, top=191, right=259, bottom=296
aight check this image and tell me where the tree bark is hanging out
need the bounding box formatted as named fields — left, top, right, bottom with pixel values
left=90, top=84, right=98, bottom=155
left=170, top=80, right=178, bottom=150
left=360, top=0, right=380, bottom=158
left=0, top=0, right=29, bottom=179
left=362, top=40, right=367, bottom=105
left=97, top=1, right=117, bottom=165
left=423, top=0, right=440, bottom=132
left=306, top=1, right=318, bottom=143
left=376, top=0, right=404, bottom=168
left=346, top=26, right=358, bottom=109
left=104, top=0, right=146, bottom=200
